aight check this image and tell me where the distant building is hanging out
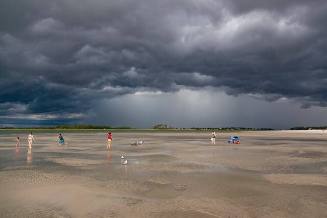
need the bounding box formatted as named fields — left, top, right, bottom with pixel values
left=153, top=124, right=170, bottom=129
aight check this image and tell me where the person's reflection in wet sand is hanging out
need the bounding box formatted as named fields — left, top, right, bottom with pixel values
left=27, top=148, right=32, bottom=164
left=14, top=147, right=20, bottom=159
left=121, top=165, right=128, bottom=178
left=106, top=151, right=112, bottom=163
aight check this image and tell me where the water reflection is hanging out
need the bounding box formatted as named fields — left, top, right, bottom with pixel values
left=121, top=165, right=128, bottom=177
left=106, top=151, right=112, bottom=163
left=15, top=147, right=20, bottom=156
left=27, top=148, right=32, bottom=164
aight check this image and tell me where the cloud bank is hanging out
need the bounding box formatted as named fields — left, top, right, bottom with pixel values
left=1, top=0, right=327, bottom=126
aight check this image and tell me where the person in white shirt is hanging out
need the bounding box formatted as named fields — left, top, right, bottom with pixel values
left=211, top=131, right=216, bottom=144
left=27, top=132, right=35, bottom=150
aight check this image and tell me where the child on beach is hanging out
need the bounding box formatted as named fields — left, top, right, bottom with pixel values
left=107, top=132, right=112, bottom=150
left=58, top=133, right=65, bottom=145
left=16, top=136, right=20, bottom=148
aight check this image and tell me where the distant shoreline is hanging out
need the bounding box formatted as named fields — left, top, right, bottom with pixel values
left=1, top=128, right=327, bottom=134
left=0, top=128, right=274, bottom=133
left=0, top=125, right=274, bottom=131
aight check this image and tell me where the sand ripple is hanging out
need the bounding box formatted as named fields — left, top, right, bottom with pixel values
left=48, top=157, right=106, bottom=167
left=0, top=170, right=68, bottom=185
left=264, top=174, right=327, bottom=186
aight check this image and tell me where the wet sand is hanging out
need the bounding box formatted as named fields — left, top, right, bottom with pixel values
left=0, top=131, right=326, bottom=218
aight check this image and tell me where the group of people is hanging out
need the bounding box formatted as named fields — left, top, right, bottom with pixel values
left=15, top=133, right=36, bottom=154
left=15, top=131, right=217, bottom=154
left=14, top=131, right=222, bottom=166
left=15, top=132, right=114, bottom=151
left=16, top=132, right=64, bottom=150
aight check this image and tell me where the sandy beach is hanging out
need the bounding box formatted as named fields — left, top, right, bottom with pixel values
left=0, top=130, right=326, bottom=218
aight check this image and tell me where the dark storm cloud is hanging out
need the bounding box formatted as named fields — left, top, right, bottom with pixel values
left=1, top=0, right=327, bottom=123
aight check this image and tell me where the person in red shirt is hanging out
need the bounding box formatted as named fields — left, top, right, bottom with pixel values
left=107, top=132, right=112, bottom=150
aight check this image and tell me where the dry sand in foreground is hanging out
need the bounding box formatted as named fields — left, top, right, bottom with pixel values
left=0, top=130, right=326, bottom=218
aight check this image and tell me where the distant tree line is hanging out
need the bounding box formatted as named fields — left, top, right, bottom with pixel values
left=55, top=124, right=132, bottom=129
left=290, top=126, right=327, bottom=130
left=1, top=124, right=274, bottom=131
left=151, top=124, right=273, bottom=131
left=189, top=127, right=274, bottom=131
left=55, top=124, right=112, bottom=129
left=0, top=124, right=132, bottom=129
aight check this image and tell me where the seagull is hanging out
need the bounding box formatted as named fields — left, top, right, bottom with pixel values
left=131, top=140, right=144, bottom=146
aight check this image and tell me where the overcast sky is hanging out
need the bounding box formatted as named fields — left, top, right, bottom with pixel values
left=1, top=0, right=327, bottom=128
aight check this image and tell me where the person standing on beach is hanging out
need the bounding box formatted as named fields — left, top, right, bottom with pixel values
left=15, top=136, right=21, bottom=154
left=58, top=133, right=65, bottom=145
left=211, top=131, right=216, bottom=144
left=107, top=132, right=112, bottom=150
left=16, top=136, right=20, bottom=148
left=27, top=132, right=35, bottom=150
